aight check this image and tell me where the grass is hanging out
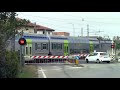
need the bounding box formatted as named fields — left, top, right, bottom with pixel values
left=17, top=65, right=38, bottom=78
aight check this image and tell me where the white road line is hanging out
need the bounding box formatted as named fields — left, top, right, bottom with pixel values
left=51, top=68, right=62, bottom=71
left=40, top=67, right=47, bottom=78
left=71, top=67, right=83, bottom=68
left=65, top=65, right=84, bottom=69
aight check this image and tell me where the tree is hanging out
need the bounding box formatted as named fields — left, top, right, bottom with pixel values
left=113, top=36, right=120, bottom=50
left=0, top=12, right=29, bottom=78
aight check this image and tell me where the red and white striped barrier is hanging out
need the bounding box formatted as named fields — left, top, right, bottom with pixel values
left=31, top=56, right=68, bottom=59
left=31, top=54, right=88, bottom=59
left=74, top=54, right=88, bottom=57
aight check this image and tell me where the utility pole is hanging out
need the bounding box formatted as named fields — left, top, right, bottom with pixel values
left=69, top=23, right=75, bottom=54
left=98, top=37, right=101, bottom=52
left=81, top=27, right=83, bottom=37
left=111, top=40, right=114, bottom=55
left=96, top=29, right=104, bottom=52
left=34, top=22, right=37, bottom=33
left=87, top=24, right=89, bottom=37
left=81, top=18, right=84, bottom=37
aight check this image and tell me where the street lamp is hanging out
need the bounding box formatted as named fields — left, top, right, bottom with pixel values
left=81, top=18, right=84, bottom=37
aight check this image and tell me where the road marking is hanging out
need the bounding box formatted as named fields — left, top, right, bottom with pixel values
left=51, top=68, right=62, bottom=71
left=38, top=67, right=47, bottom=78
left=71, top=67, right=83, bottom=68
left=40, top=67, right=47, bottom=78
left=38, top=70, right=46, bottom=72
left=65, top=65, right=84, bottom=69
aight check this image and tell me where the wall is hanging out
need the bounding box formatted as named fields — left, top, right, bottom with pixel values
left=17, top=27, right=34, bottom=33
left=53, top=32, right=70, bottom=36
left=37, top=31, right=53, bottom=35
left=37, top=31, right=43, bottom=34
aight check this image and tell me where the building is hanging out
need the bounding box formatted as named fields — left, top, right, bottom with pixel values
left=16, top=18, right=55, bottom=35
left=35, top=25, right=54, bottom=35
left=53, top=32, right=70, bottom=36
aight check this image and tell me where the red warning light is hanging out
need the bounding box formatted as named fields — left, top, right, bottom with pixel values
left=20, top=40, right=24, bottom=44
left=18, top=38, right=26, bottom=45
left=111, top=44, right=115, bottom=48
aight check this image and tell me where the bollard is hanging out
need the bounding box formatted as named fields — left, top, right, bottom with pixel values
left=75, top=59, right=79, bottom=65
left=75, top=56, right=79, bottom=65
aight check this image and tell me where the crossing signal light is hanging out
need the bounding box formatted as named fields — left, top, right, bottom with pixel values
left=111, top=44, right=115, bottom=48
left=18, top=38, right=26, bottom=45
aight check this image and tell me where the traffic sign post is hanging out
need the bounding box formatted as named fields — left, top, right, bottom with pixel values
left=111, top=41, right=114, bottom=55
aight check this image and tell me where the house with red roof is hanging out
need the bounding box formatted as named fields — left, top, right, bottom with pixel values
left=16, top=18, right=55, bottom=35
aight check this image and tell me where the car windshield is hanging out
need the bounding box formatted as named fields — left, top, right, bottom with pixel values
left=100, top=53, right=108, bottom=56
left=89, top=53, right=98, bottom=56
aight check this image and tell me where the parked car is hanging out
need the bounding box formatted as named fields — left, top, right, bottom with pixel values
left=85, top=52, right=112, bottom=63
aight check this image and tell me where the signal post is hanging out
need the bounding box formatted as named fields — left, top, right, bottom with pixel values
left=18, top=31, right=26, bottom=71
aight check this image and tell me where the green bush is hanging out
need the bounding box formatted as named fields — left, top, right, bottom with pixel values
left=0, top=51, right=20, bottom=78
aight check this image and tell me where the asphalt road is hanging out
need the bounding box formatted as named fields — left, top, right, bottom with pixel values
left=37, top=60, right=120, bottom=78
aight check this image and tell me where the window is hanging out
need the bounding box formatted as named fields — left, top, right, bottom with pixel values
left=43, top=31, right=45, bottom=34
left=60, top=44, right=62, bottom=49
left=35, top=43, right=41, bottom=50
left=42, top=43, right=48, bottom=50
left=52, top=43, right=63, bottom=50
left=57, top=43, right=62, bottom=50
left=48, top=31, right=50, bottom=34
left=30, top=47, right=31, bottom=55
left=56, top=43, right=58, bottom=49
left=94, top=44, right=99, bottom=48
left=54, top=44, right=57, bottom=49
left=100, top=53, right=108, bottom=56
left=89, top=53, right=98, bottom=56
left=26, top=47, right=28, bottom=55
left=35, top=43, right=37, bottom=50
left=94, top=53, right=98, bottom=56
left=52, top=43, right=54, bottom=49
left=67, top=46, right=68, bottom=52
left=57, top=44, right=59, bottom=49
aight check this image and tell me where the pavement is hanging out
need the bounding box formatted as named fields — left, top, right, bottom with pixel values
left=36, top=60, right=120, bottom=78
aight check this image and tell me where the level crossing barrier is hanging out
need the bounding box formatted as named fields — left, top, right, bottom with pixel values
left=25, top=55, right=76, bottom=65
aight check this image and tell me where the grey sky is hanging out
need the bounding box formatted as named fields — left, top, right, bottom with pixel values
left=17, top=12, right=120, bottom=39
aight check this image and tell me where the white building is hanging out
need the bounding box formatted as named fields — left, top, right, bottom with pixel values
left=16, top=18, right=55, bottom=35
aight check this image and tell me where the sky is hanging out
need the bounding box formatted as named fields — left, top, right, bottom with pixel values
left=17, top=12, right=120, bottom=39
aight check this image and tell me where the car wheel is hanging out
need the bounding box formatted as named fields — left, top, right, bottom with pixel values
left=96, top=59, right=100, bottom=63
left=107, top=61, right=110, bottom=63
left=86, top=59, right=89, bottom=63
